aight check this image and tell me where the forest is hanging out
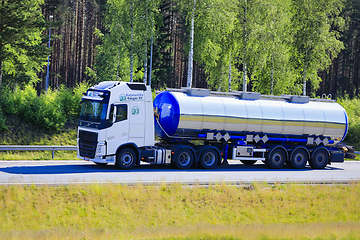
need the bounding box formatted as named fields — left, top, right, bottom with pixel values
left=1, top=0, right=360, bottom=98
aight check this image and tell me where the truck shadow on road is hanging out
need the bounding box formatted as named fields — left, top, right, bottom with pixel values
left=0, top=162, right=344, bottom=175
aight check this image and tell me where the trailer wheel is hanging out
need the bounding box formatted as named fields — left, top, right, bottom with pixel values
left=240, top=160, right=257, bottom=166
left=289, top=148, right=308, bottom=169
left=266, top=147, right=286, bottom=169
left=115, top=148, right=136, bottom=170
left=199, top=148, right=218, bottom=169
left=174, top=148, right=194, bottom=169
left=309, top=148, right=328, bottom=169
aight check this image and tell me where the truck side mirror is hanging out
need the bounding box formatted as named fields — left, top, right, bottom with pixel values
left=108, top=104, right=116, bottom=124
left=112, top=106, right=117, bottom=123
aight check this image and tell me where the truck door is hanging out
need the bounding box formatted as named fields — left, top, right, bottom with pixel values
left=106, top=104, right=129, bottom=155
left=128, top=101, right=145, bottom=147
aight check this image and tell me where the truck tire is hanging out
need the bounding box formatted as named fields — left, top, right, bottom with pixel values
left=309, top=148, right=328, bottom=169
left=240, top=160, right=257, bottom=166
left=266, top=147, right=286, bottom=169
left=199, top=148, right=218, bottom=169
left=115, top=148, right=136, bottom=170
left=289, top=148, right=308, bottom=169
left=174, top=148, right=194, bottom=169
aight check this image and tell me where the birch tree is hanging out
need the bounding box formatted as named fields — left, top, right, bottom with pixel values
left=183, top=0, right=238, bottom=91
left=291, top=0, right=344, bottom=96
left=186, top=0, right=196, bottom=88
left=249, top=0, right=296, bottom=95
left=96, top=0, right=160, bottom=83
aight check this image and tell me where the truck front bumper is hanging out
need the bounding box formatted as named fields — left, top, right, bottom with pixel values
left=77, top=154, right=115, bottom=164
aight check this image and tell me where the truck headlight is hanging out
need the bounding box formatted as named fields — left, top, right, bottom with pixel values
left=95, top=142, right=106, bottom=158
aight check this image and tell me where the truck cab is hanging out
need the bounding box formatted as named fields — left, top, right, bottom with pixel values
left=77, top=81, right=154, bottom=166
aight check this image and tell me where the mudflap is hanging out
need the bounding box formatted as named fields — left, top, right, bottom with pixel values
left=330, top=152, right=345, bottom=162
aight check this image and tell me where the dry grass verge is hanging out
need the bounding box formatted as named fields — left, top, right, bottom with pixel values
left=0, top=183, right=359, bottom=239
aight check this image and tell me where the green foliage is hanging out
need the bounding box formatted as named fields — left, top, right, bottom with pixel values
left=179, top=0, right=297, bottom=93
left=0, top=114, right=77, bottom=159
left=175, top=0, right=344, bottom=96
left=57, top=82, right=90, bottom=120
left=0, top=82, right=89, bottom=132
left=95, top=0, right=162, bottom=83
left=0, top=0, right=48, bottom=89
left=189, top=0, right=238, bottom=91
left=290, top=0, right=344, bottom=95
left=0, top=106, right=6, bottom=131
left=248, top=0, right=299, bottom=95
left=338, top=97, right=360, bottom=148
left=0, top=85, right=65, bottom=131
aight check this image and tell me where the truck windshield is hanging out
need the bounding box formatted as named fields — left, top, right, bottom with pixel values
left=80, top=100, right=108, bottom=122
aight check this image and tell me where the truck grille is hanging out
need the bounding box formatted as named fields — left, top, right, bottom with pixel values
left=78, top=130, right=98, bottom=158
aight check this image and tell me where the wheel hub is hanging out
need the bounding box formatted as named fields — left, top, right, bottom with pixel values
left=179, top=152, right=190, bottom=166
left=122, top=153, right=133, bottom=166
left=204, top=152, right=215, bottom=166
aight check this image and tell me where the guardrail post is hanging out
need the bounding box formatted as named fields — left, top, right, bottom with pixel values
left=52, top=150, right=54, bottom=159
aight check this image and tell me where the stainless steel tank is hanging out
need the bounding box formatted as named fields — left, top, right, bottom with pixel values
left=153, top=91, right=348, bottom=141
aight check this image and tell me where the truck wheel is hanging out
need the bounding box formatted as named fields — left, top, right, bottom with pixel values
left=309, top=148, right=328, bottom=169
left=266, top=147, right=286, bottom=169
left=174, top=149, right=194, bottom=169
left=289, top=148, right=308, bottom=169
left=240, top=160, right=257, bottom=166
left=199, top=148, right=218, bottom=169
left=115, top=148, right=136, bottom=170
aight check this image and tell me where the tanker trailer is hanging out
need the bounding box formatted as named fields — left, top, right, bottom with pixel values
left=153, top=88, right=352, bottom=169
left=77, top=81, right=353, bottom=170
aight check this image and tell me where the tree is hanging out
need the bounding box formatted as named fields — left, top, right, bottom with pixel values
left=322, top=0, right=360, bottom=98
left=39, top=0, right=104, bottom=90
left=181, top=0, right=238, bottom=90
left=232, top=0, right=295, bottom=93
left=186, top=0, right=195, bottom=88
left=183, top=0, right=290, bottom=93
left=249, top=0, right=297, bottom=95
left=95, top=0, right=161, bottom=83
left=0, top=0, right=47, bottom=89
left=182, top=0, right=344, bottom=96
left=290, top=0, right=344, bottom=96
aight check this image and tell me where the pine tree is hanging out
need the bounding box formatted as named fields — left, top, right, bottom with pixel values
left=0, top=0, right=47, bottom=89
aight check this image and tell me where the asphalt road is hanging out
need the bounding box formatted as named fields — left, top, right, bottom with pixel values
left=0, top=160, right=359, bottom=185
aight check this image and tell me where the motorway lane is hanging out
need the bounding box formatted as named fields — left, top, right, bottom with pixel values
left=0, top=160, right=359, bottom=185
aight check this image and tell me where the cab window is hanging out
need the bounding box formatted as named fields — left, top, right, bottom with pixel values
left=116, top=105, right=127, bottom=122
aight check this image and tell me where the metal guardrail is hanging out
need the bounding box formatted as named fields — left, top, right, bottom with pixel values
left=0, top=145, right=77, bottom=159
left=355, top=151, right=360, bottom=155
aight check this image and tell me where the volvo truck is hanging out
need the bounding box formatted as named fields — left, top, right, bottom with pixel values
left=77, top=81, right=354, bottom=170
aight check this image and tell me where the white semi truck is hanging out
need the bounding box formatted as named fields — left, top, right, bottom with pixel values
left=77, top=81, right=354, bottom=170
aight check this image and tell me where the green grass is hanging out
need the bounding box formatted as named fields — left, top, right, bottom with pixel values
left=0, top=150, right=77, bottom=160
left=0, top=115, right=77, bottom=145
left=0, top=183, right=360, bottom=239
left=0, top=115, right=77, bottom=160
